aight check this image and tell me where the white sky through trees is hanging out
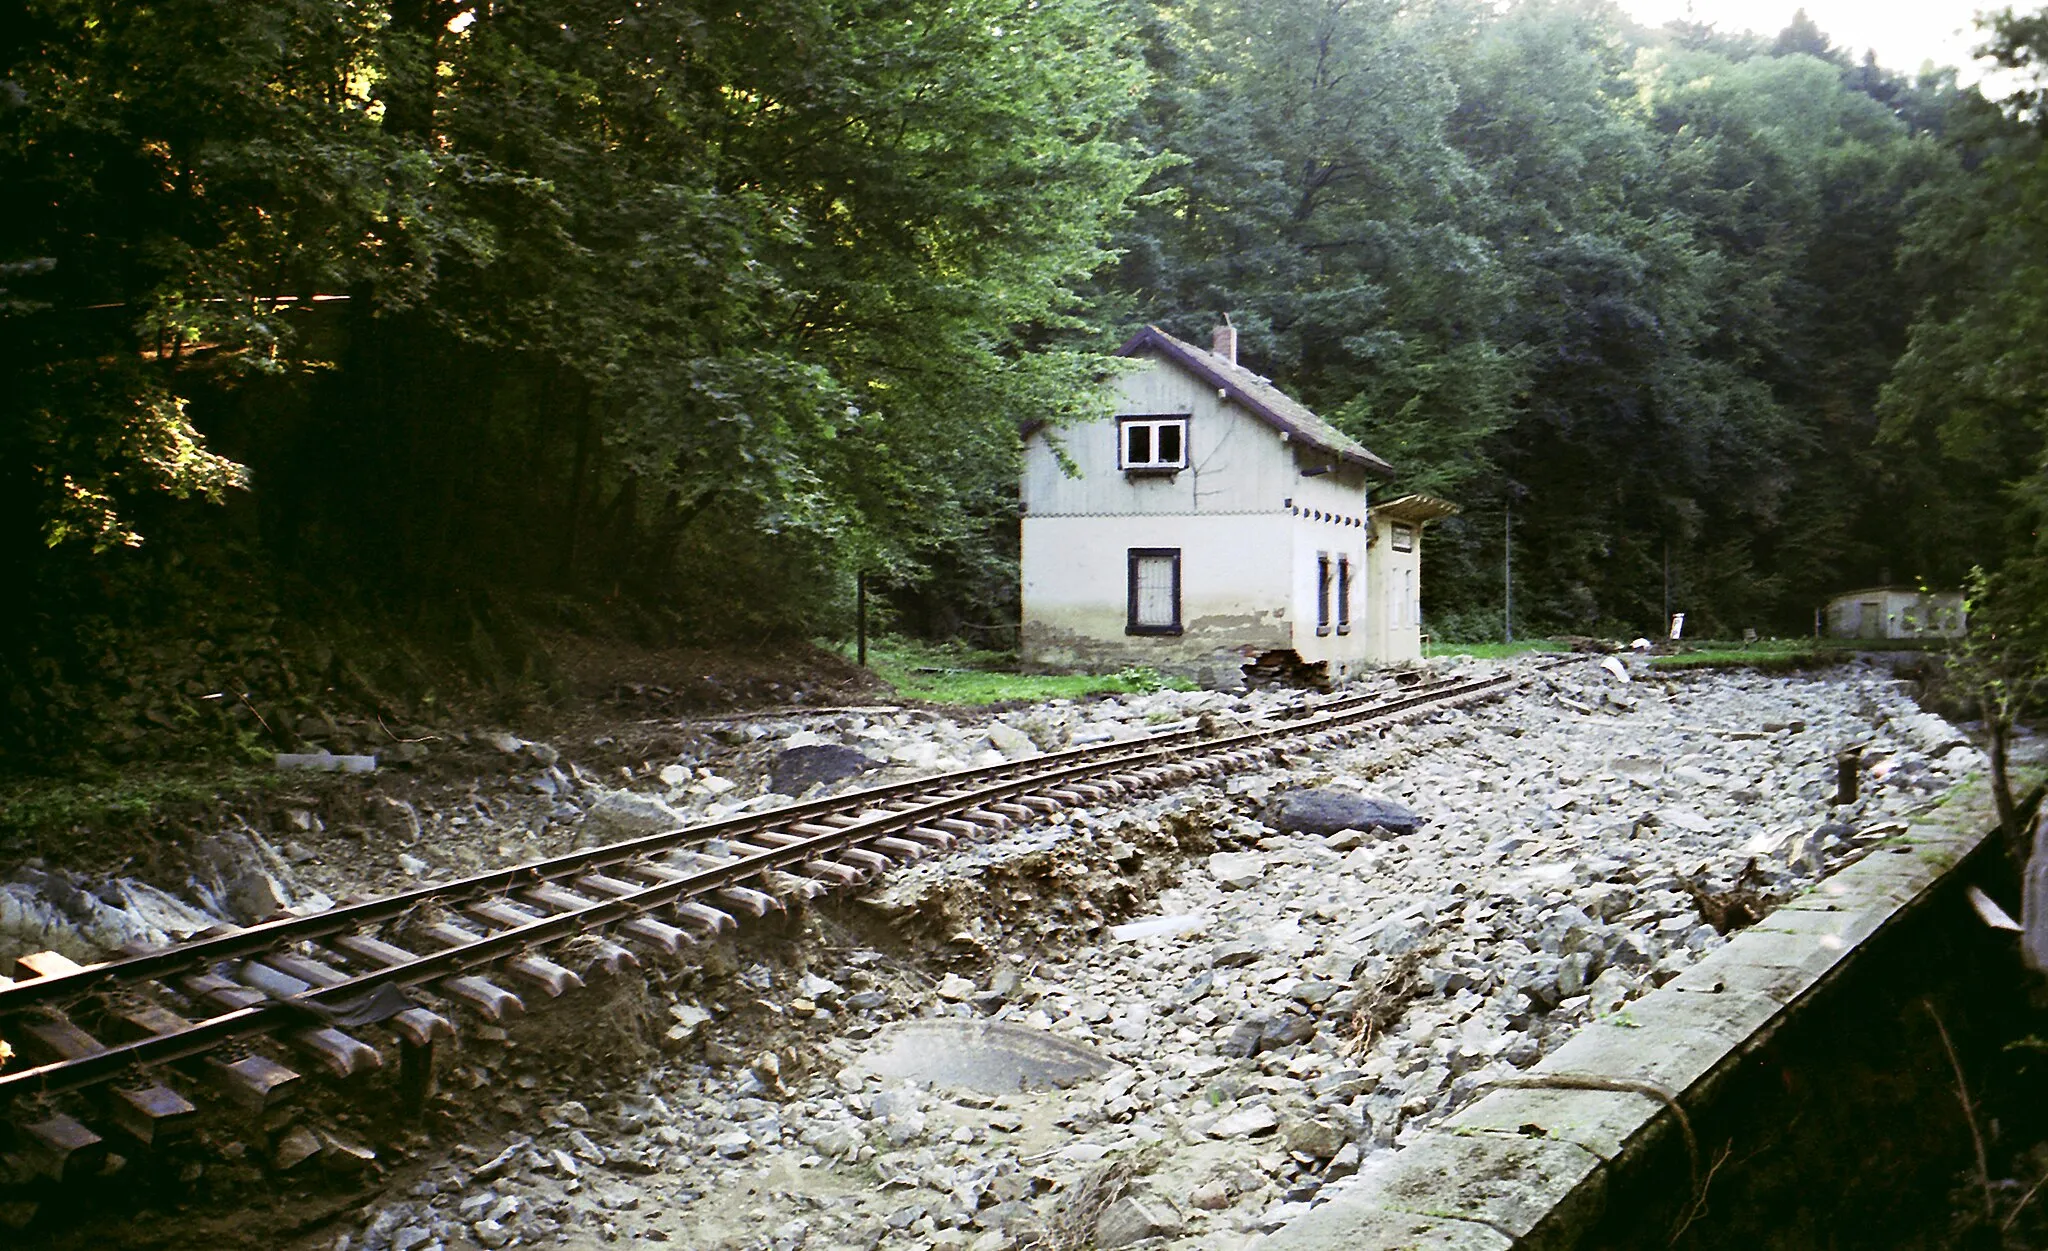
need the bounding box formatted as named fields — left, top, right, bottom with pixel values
left=1614, top=1, right=1998, bottom=79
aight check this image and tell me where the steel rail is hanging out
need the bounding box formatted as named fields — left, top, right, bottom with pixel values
left=0, top=673, right=1443, bottom=1015
left=0, top=660, right=1575, bottom=1100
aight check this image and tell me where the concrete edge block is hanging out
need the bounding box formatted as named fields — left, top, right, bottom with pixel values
left=1750, top=903, right=1889, bottom=948
left=1664, top=959, right=1813, bottom=1006
left=1531, top=988, right=1781, bottom=1094
left=1442, top=1083, right=1661, bottom=1163
left=1310, top=1130, right=1606, bottom=1245
left=1256, top=1199, right=1518, bottom=1250
left=1259, top=795, right=2000, bottom=1251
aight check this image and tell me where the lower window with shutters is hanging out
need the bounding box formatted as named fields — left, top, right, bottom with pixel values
left=1126, top=548, right=1183, bottom=635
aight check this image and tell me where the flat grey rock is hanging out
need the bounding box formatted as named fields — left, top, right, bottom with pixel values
left=859, top=1020, right=1112, bottom=1093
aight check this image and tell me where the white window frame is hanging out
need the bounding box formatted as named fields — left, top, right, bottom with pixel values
left=1126, top=548, right=1183, bottom=635
left=1118, top=415, right=1190, bottom=472
left=1391, top=523, right=1415, bottom=552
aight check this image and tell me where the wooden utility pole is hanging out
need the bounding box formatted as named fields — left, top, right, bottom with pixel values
left=1662, top=537, right=1671, bottom=633
left=856, top=572, right=869, bottom=667
left=1503, top=500, right=1514, bottom=644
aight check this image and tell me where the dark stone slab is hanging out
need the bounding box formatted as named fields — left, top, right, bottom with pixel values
left=1274, top=789, right=1423, bottom=838
left=769, top=744, right=885, bottom=795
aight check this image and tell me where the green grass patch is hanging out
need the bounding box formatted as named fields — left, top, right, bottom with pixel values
left=1649, top=649, right=1835, bottom=673
left=0, top=761, right=283, bottom=841
left=1422, top=638, right=1570, bottom=660
left=832, top=636, right=1196, bottom=706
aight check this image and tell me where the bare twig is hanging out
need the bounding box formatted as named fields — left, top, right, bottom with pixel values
left=377, top=715, right=439, bottom=744
left=1487, top=1071, right=1726, bottom=1245
left=1923, top=999, right=1995, bottom=1224
left=1669, top=1140, right=1734, bottom=1243
left=236, top=691, right=274, bottom=737
left=2003, top=1159, right=2048, bottom=1232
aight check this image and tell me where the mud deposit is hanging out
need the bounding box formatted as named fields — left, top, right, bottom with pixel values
left=1, top=657, right=1992, bottom=1251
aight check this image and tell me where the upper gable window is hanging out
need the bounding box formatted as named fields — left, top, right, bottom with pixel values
left=1119, top=416, right=1189, bottom=472
left=1390, top=523, right=1415, bottom=552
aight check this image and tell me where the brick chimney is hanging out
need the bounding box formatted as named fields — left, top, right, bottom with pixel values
left=1212, top=322, right=1237, bottom=366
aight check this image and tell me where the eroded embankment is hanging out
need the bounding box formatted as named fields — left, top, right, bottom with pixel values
left=4, top=658, right=1986, bottom=1251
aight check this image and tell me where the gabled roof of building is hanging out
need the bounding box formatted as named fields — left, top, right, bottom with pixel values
left=1116, top=325, right=1396, bottom=478
left=1370, top=493, right=1460, bottom=524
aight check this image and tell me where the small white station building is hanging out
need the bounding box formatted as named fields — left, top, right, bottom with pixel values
left=1823, top=587, right=1967, bottom=640
left=1020, top=324, right=1449, bottom=687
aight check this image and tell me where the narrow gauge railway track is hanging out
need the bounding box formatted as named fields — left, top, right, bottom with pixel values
left=0, top=660, right=1577, bottom=1174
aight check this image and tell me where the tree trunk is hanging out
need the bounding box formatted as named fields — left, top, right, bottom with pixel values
left=1986, top=694, right=2022, bottom=871
left=559, top=385, right=596, bottom=587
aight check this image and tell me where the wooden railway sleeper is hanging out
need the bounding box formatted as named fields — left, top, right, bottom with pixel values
left=331, top=933, right=420, bottom=969
left=960, top=807, right=1011, bottom=829
left=717, top=886, right=783, bottom=917
left=14, top=950, right=87, bottom=981
left=785, top=822, right=848, bottom=839
left=16, top=1015, right=106, bottom=1065
left=619, top=914, right=695, bottom=954
left=21, top=1113, right=105, bottom=1182
left=203, top=1053, right=301, bottom=1112
left=501, top=953, right=584, bottom=999
left=106, top=1001, right=192, bottom=1042
left=107, top=1083, right=199, bottom=1146
left=390, top=1006, right=456, bottom=1048
left=835, top=846, right=894, bottom=874
left=898, top=826, right=956, bottom=849
left=572, top=871, right=645, bottom=900
left=872, top=836, right=929, bottom=860
left=289, top=1026, right=384, bottom=1079
left=629, top=861, right=690, bottom=885
left=568, top=936, right=638, bottom=978
left=674, top=900, right=739, bottom=934
left=523, top=882, right=600, bottom=915
left=178, top=971, right=267, bottom=1013
left=798, top=858, right=865, bottom=886
left=417, top=920, right=491, bottom=950
left=267, top=951, right=349, bottom=988
left=468, top=898, right=548, bottom=931
left=439, top=976, right=524, bottom=1022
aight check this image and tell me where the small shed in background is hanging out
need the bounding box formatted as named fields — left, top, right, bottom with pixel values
left=1366, top=494, right=1458, bottom=663
left=1823, top=587, right=1966, bottom=640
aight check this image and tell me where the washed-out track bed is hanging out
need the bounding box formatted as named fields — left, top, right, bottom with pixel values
left=0, top=661, right=1576, bottom=1188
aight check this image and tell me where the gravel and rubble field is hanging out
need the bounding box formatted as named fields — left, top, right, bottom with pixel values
left=283, top=656, right=1988, bottom=1251
left=0, top=656, right=1996, bottom=1251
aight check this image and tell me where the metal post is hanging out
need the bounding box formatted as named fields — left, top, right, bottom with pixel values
left=1503, top=500, right=1513, bottom=644
left=856, top=572, right=868, bottom=668
left=1663, top=537, right=1671, bottom=633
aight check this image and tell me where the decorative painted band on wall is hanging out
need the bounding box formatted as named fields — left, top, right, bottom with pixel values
left=1026, top=507, right=1365, bottom=525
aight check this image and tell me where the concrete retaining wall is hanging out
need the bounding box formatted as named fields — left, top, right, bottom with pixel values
left=1261, top=782, right=2017, bottom=1249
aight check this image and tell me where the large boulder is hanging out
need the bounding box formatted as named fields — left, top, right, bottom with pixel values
left=1272, top=789, right=1422, bottom=838
left=769, top=744, right=885, bottom=796
left=582, top=790, right=686, bottom=838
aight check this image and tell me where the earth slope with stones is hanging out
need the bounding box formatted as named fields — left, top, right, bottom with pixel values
left=299, top=657, right=1977, bottom=1251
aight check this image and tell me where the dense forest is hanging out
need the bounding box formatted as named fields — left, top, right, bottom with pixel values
left=6, top=0, right=2048, bottom=765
